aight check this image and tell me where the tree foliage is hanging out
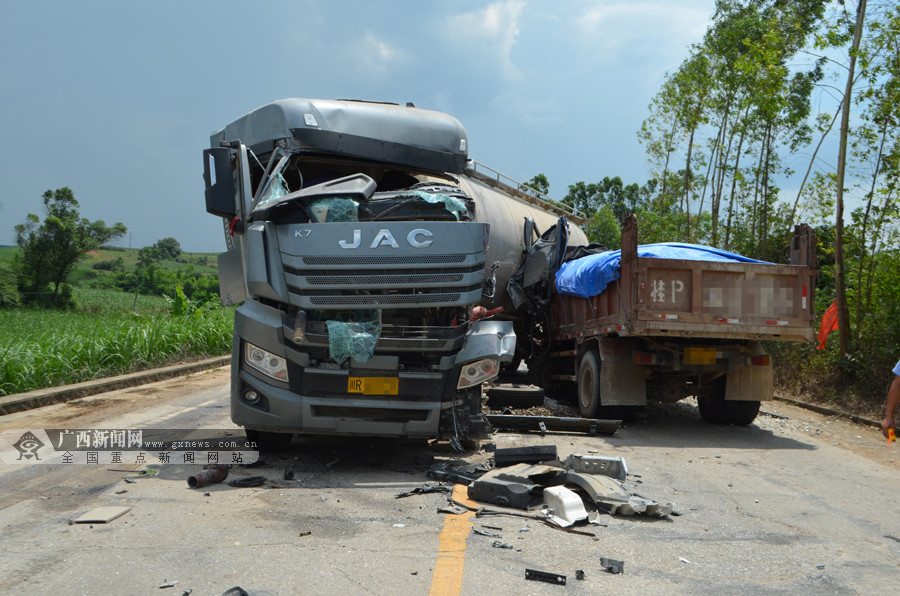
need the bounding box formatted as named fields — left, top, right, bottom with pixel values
left=14, top=188, right=126, bottom=308
left=153, top=237, right=182, bottom=261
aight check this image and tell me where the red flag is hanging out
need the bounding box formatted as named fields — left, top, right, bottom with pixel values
left=816, top=300, right=838, bottom=349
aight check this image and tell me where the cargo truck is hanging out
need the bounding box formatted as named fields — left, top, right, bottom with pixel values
left=527, top=213, right=817, bottom=425
left=202, top=98, right=588, bottom=450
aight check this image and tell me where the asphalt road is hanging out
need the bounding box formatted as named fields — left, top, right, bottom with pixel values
left=0, top=367, right=897, bottom=595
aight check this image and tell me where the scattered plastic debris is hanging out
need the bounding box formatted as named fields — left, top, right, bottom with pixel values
left=228, top=476, right=265, bottom=488
left=600, top=557, right=625, bottom=574
left=525, top=569, right=566, bottom=585
left=73, top=506, right=131, bottom=524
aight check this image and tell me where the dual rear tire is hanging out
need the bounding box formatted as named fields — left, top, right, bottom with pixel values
left=697, top=376, right=760, bottom=425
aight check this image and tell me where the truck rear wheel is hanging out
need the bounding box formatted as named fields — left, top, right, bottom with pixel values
left=578, top=350, right=601, bottom=418
left=698, top=377, right=760, bottom=425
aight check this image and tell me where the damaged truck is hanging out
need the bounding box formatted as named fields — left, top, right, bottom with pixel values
left=203, top=98, right=588, bottom=450
left=515, top=213, right=817, bottom=425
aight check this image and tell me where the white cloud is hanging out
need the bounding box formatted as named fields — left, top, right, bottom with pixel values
left=574, top=1, right=710, bottom=70
left=447, top=0, right=527, bottom=80
left=351, top=32, right=404, bottom=75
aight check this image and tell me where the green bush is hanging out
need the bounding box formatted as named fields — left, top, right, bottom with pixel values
left=0, top=262, right=19, bottom=308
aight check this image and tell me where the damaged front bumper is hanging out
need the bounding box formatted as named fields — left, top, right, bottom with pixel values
left=230, top=300, right=515, bottom=440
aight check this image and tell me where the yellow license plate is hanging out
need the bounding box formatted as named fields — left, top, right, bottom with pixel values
left=348, top=376, right=399, bottom=396
left=684, top=347, right=716, bottom=365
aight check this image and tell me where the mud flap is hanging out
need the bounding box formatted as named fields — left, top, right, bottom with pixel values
left=597, top=339, right=646, bottom=406
left=724, top=364, right=773, bottom=401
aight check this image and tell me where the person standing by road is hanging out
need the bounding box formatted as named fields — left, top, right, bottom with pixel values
left=882, top=359, right=900, bottom=439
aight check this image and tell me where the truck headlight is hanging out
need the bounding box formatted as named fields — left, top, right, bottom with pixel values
left=244, top=342, right=289, bottom=382
left=457, top=358, right=499, bottom=389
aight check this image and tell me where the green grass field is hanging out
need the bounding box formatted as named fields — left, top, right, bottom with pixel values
left=0, top=260, right=233, bottom=397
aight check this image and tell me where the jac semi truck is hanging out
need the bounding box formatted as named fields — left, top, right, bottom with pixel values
left=203, top=98, right=588, bottom=450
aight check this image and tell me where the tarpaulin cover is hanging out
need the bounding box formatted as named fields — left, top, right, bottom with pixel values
left=555, top=243, right=770, bottom=299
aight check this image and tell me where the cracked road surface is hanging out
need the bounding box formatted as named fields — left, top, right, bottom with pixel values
left=0, top=366, right=897, bottom=595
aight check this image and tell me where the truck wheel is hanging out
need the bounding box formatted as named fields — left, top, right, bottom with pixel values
left=578, top=350, right=602, bottom=418
left=698, top=377, right=760, bottom=425
left=729, top=399, right=761, bottom=425
left=245, top=429, right=294, bottom=453
left=487, top=384, right=545, bottom=409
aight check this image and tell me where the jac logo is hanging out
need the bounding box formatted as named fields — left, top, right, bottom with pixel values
left=338, top=228, right=434, bottom=249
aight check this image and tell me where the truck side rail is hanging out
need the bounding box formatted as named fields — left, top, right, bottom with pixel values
left=466, top=161, right=587, bottom=225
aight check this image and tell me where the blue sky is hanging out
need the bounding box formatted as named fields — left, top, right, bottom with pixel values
left=0, top=1, right=714, bottom=252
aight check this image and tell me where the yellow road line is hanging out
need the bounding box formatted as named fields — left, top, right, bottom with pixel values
left=429, top=484, right=476, bottom=596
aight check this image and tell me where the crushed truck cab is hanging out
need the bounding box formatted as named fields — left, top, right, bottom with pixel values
left=203, top=98, right=585, bottom=449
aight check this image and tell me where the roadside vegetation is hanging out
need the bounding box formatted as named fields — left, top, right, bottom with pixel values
left=0, top=288, right=232, bottom=396
left=0, top=190, right=229, bottom=397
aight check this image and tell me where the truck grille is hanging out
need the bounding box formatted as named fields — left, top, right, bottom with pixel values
left=302, top=255, right=468, bottom=266
left=306, top=293, right=467, bottom=307
left=304, top=273, right=465, bottom=285
left=278, top=221, right=488, bottom=310
left=292, top=328, right=465, bottom=353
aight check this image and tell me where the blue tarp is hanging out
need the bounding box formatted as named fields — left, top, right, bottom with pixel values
left=555, top=243, right=770, bottom=299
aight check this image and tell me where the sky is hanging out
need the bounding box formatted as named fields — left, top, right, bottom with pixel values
left=0, top=1, right=715, bottom=253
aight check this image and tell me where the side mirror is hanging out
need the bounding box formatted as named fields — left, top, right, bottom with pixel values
left=203, top=147, right=238, bottom=219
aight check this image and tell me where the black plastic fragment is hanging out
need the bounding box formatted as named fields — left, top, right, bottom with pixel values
left=228, top=476, right=266, bottom=488
left=525, top=569, right=566, bottom=585
left=494, top=445, right=558, bottom=466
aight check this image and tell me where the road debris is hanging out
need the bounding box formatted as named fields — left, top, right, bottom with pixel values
left=159, top=580, right=178, bottom=589
left=542, top=485, right=588, bottom=527
left=525, top=568, right=566, bottom=585
left=437, top=505, right=469, bottom=515
left=487, top=414, right=620, bottom=435
left=494, top=445, right=557, bottom=466
left=600, top=557, right=625, bottom=574
left=395, top=483, right=453, bottom=498
left=491, top=540, right=514, bottom=549
left=187, top=464, right=230, bottom=489
left=563, top=453, right=628, bottom=482
left=228, top=475, right=266, bottom=488
left=472, top=528, right=502, bottom=538
left=73, top=506, right=131, bottom=524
